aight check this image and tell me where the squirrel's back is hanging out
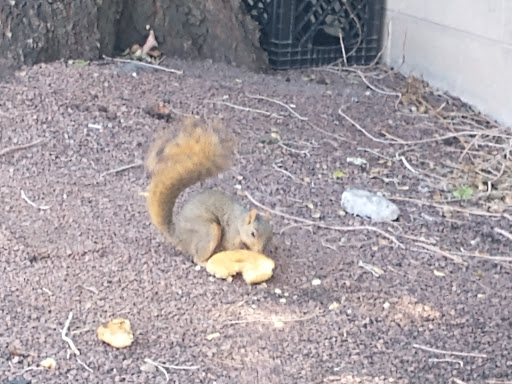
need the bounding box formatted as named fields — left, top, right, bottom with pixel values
left=146, top=117, right=235, bottom=235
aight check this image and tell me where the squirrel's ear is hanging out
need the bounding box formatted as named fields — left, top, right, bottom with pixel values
left=246, top=209, right=258, bottom=224
left=264, top=211, right=271, bottom=221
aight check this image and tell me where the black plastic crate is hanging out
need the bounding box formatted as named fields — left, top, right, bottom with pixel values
left=242, top=0, right=384, bottom=70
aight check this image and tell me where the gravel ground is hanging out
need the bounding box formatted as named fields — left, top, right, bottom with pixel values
left=0, top=57, right=511, bottom=384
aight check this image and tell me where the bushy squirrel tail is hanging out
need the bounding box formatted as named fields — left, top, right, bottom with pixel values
left=146, top=117, right=235, bottom=236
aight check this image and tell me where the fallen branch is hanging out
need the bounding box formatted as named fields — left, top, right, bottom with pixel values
left=272, top=163, right=302, bottom=183
left=207, top=100, right=283, bottom=118
left=277, top=141, right=311, bottom=156
left=144, top=358, right=199, bottom=378
left=306, top=120, right=355, bottom=144
left=339, top=107, right=505, bottom=146
left=102, top=55, right=183, bottom=74
left=343, top=67, right=402, bottom=105
left=224, top=312, right=319, bottom=326
left=414, top=243, right=465, bottom=264
left=279, top=222, right=313, bottom=235
left=494, top=227, right=512, bottom=241
left=0, top=138, right=46, bottom=156
left=246, top=94, right=308, bottom=121
left=245, top=192, right=404, bottom=249
left=61, top=312, right=80, bottom=356
left=451, top=252, right=512, bottom=263
left=412, top=343, right=487, bottom=358
left=390, top=196, right=509, bottom=219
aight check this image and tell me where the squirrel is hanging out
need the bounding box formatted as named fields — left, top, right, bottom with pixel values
left=145, top=117, right=273, bottom=266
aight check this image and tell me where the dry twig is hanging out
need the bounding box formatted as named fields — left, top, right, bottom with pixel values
left=428, top=358, right=464, bottom=367
left=341, top=106, right=508, bottom=147
left=414, top=243, right=465, bottom=264
left=245, top=192, right=404, bottom=248
left=20, top=190, right=51, bottom=210
left=100, top=161, right=143, bottom=178
left=208, top=100, right=283, bottom=118
left=450, top=252, right=512, bottom=263
left=246, top=94, right=308, bottom=121
left=494, top=227, right=512, bottom=241
left=0, top=138, right=46, bottom=156
left=412, top=343, right=487, bottom=358
left=272, top=163, right=302, bottom=183
left=61, top=312, right=80, bottom=356
left=144, top=359, right=169, bottom=382
left=278, top=141, right=311, bottom=156
left=391, top=196, right=510, bottom=219
left=342, top=0, right=362, bottom=57
left=102, top=55, right=183, bottom=74
left=156, top=361, right=200, bottom=370
left=338, top=29, right=348, bottom=67
left=344, top=67, right=402, bottom=105
left=144, top=358, right=199, bottom=379
left=224, top=312, right=319, bottom=326
left=77, top=358, right=93, bottom=372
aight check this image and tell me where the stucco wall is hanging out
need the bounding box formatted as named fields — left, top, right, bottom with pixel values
left=383, top=0, right=512, bottom=126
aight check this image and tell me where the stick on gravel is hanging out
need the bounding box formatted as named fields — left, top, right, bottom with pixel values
left=412, top=343, right=487, bottom=358
left=0, top=138, right=46, bottom=156
left=245, top=191, right=404, bottom=248
left=100, top=161, right=143, bottom=178
left=61, top=312, right=80, bottom=356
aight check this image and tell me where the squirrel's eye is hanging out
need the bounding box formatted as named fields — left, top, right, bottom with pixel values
left=251, top=231, right=256, bottom=238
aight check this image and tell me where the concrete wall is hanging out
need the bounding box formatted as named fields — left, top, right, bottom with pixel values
left=382, top=0, right=512, bottom=126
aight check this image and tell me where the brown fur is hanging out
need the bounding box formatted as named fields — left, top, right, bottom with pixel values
left=146, top=117, right=273, bottom=265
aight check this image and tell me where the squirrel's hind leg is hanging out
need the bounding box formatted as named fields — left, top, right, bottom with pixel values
left=180, top=222, right=222, bottom=266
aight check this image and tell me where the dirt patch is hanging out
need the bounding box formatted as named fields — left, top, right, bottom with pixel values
left=0, top=58, right=511, bottom=384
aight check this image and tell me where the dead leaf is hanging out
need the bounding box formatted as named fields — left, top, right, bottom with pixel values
left=97, top=318, right=134, bottom=349
left=147, top=101, right=172, bottom=120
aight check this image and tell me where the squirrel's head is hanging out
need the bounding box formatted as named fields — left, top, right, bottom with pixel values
left=239, top=209, right=273, bottom=253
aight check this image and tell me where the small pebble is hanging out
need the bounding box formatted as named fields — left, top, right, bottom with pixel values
left=312, top=278, right=322, bottom=286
